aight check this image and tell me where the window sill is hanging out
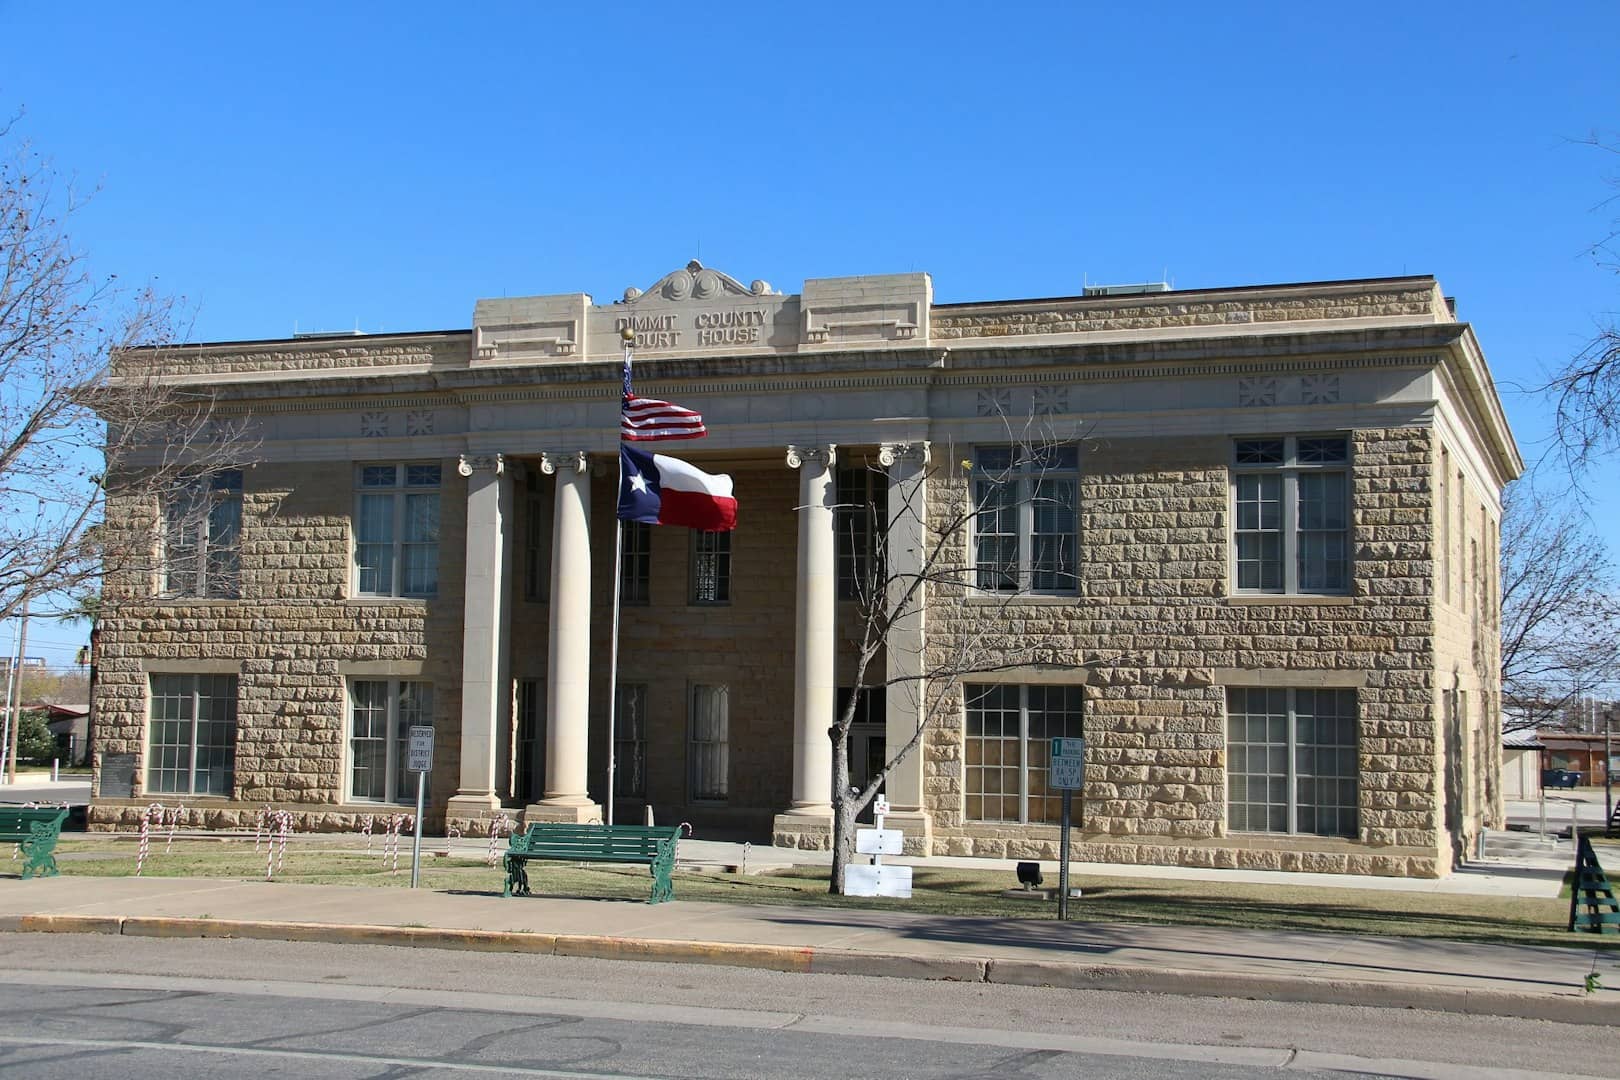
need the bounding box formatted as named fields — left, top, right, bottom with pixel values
left=1225, top=594, right=1354, bottom=606
left=152, top=596, right=243, bottom=604
left=963, top=593, right=1080, bottom=607
left=348, top=596, right=434, bottom=606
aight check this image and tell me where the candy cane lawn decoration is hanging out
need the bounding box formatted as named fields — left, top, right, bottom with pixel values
left=486, top=814, right=513, bottom=867
left=389, top=814, right=409, bottom=874
left=165, top=805, right=180, bottom=854
left=135, top=803, right=163, bottom=876
left=362, top=813, right=374, bottom=855
left=277, top=810, right=292, bottom=874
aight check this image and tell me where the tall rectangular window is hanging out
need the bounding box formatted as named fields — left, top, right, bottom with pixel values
left=163, top=470, right=243, bottom=599
left=963, top=684, right=1083, bottom=824
left=523, top=478, right=550, bottom=603
left=355, top=464, right=441, bottom=598
left=690, top=530, right=731, bottom=604
left=147, top=674, right=238, bottom=796
left=1226, top=688, right=1358, bottom=837
left=835, top=464, right=886, bottom=600
left=349, top=679, right=434, bottom=804
left=1438, top=448, right=1450, bottom=605
left=622, top=522, right=652, bottom=606
left=615, top=683, right=648, bottom=799
left=972, top=446, right=1079, bottom=594
left=514, top=679, right=544, bottom=803
left=1232, top=436, right=1349, bottom=594
left=688, top=684, right=729, bottom=801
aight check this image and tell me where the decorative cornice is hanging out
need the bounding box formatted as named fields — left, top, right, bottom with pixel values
left=538, top=450, right=588, bottom=475
left=786, top=444, right=837, bottom=470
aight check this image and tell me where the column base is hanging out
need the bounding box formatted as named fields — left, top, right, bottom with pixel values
left=772, top=807, right=833, bottom=850
left=524, top=801, right=604, bottom=825
left=445, top=793, right=513, bottom=839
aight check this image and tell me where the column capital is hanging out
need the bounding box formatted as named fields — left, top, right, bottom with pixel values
left=786, top=443, right=837, bottom=470
left=457, top=452, right=504, bottom=477
left=878, top=441, right=930, bottom=468
left=539, top=450, right=588, bottom=476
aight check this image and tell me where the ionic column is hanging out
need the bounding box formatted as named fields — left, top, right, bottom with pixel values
left=783, top=444, right=837, bottom=819
left=449, top=453, right=512, bottom=821
left=530, top=450, right=600, bottom=823
left=879, top=441, right=933, bottom=852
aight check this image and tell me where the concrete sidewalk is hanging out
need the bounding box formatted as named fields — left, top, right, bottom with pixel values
left=1, top=871, right=1616, bottom=1025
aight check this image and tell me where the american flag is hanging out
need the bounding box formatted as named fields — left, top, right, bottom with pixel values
left=621, top=354, right=706, bottom=441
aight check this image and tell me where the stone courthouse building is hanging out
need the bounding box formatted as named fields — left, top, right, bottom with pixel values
left=89, top=262, right=1521, bottom=877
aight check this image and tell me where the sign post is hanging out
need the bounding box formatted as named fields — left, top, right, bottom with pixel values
left=406, top=725, right=434, bottom=888
left=1049, top=737, right=1086, bottom=920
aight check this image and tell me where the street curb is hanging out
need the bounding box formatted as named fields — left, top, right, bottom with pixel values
left=4, top=914, right=1615, bottom=1025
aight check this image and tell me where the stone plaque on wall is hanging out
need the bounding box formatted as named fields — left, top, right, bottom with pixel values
left=100, top=753, right=136, bottom=798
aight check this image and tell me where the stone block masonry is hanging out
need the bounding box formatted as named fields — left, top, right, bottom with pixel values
left=90, top=461, right=469, bottom=832
left=918, top=428, right=1444, bottom=877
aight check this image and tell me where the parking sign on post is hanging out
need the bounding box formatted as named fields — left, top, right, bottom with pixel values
left=1049, top=737, right=1085, bottom=919
left=406, top=726, right=432, bottom=887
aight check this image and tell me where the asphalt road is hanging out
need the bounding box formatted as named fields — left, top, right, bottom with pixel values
left=1, top=935, right=1615, bottom=1079
left=0, top=778, right=89, bottom=805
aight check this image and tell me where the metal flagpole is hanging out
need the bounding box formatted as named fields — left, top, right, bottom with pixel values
left=604, top=333, right=633, bottom=826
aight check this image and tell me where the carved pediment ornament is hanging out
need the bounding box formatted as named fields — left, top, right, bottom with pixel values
left=621, top=260, right=776, bottom=304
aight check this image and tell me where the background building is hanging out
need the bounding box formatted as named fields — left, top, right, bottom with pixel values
left=88, top=263, right=1520, bottom=877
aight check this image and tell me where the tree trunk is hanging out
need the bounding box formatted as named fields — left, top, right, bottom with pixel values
left=828, top=724, right=852, bottom=894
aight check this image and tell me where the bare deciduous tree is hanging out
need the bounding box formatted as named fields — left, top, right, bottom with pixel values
left=1499, top=483, right=1620, bottom=732
left=824, top=423, right=1121, bottom=895
left=0, top=121, right=253, bottom=626
left=1545, top=133, right=1620, bottom=474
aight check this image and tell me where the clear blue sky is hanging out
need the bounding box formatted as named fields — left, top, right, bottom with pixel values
left=2, top=1, right=1617, bottom=667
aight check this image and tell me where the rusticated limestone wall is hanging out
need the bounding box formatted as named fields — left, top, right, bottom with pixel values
left=919, top=427, right=1444, bottom=877
left=89, top=460, right=469, bottom=831
left=933, top=283, right=1437, bottom=340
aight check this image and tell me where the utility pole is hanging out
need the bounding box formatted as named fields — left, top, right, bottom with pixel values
left=1605, top=709, right=1614, bottom=835
left=4, top=598, right=30, bottom=784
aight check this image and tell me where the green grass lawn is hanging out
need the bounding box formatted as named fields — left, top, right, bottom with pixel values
left=31, top=836, right=1610, bottom=952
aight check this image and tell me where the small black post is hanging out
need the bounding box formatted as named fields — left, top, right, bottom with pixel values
left=1058, top=788, right=1072, bottom=921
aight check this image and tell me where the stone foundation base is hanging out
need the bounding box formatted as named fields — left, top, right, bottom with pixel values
left=880, top=809, right=934, bottom=856
left=771, top=810, right=833, bottom=850
left=932, top=829, right=1442, bottom=878
left=522, top=801, right=604, bottom=825
left=87, top=799, right=444, bottom=835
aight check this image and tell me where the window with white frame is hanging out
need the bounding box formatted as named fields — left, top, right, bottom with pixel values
left=963, top=684, right=1083, bottom=824
left=349, top=679, right=434, bottom=804
left=689, top=530, right=731, bottom=604
left=622, top=522, right=652, bottom=606
left=1226, top=687, right=1358, bottom=837
left=835, top=464, right=886, bottom=600
left=163, top=470, right=243, bottom=599
left=615, top=683, right=648, bottom=799
left=688, top=684, right=728, bottom=801
left=147, top=674, right=238, bottom=796
left=1231, top=435, right=1349, bottom=594
left=355, top=464, right=441, bottom=598
left=972, top=445, right=1079, bottom=593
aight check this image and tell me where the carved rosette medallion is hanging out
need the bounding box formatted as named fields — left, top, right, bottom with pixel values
left=1237, top=377, right=1278, bottom=407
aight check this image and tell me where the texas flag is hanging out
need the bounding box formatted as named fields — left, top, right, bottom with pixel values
left=618, top=444, right=737, bottom=532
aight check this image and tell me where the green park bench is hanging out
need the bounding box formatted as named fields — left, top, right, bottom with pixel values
left=502, top=822, right=680, bottom=904
left=1, top=806, right=69, bottom=880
